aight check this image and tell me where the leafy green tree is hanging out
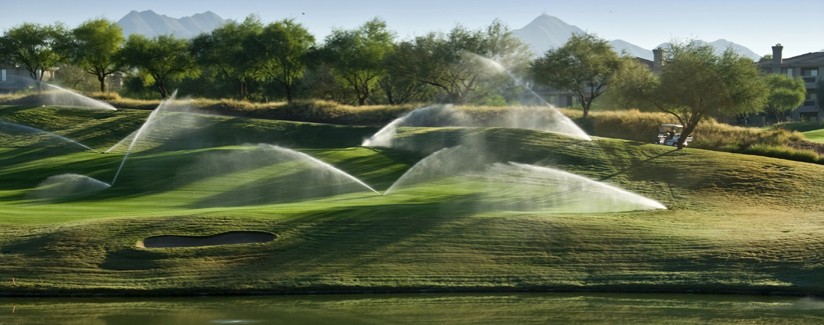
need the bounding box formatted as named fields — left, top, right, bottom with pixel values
left=611, top=41, right=768, bottom=149
left=320, top=18, right=394, bottom=105
left=400, top=20, right=530, bottom=104
left=70, top=18, right=124, bottom=92
left=251, top=19, right=315, bottom=103
left=1, top=23, right=72, bottom=90
left=763, top=74, right=805, bottom=122
left=119, top=34, right=196, bottom=98
left=377, top=41, right=435, bottom=104
left=191, top=16, right=263, bottom=100
left=530, top=33, right=622, bottom=118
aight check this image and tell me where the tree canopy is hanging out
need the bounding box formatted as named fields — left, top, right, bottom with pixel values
left=1, top=22, right=71, bottom=89
left=119, top=34, right=196, bottom=98
left=71, top=18, right=124, bottom=92
left=611, top=41, right=768, bottom=149
left=320, top=18, right=394, bottom=105
left=530, top=33, right=622, bottom=118
left=253, top=19, right=315, bottom=103
left=399, top=20, right=531, bottom=105
left=763, top=74, right=806, bottom=122
left=191, top=16, right=264, bottom=100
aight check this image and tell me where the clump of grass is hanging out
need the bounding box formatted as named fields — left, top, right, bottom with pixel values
left=0, top=92, right=25, bottom=103
left=740, top=144, right=822, bottom=163
left=198, top=99, right=419, bottom=126
left=578, top=109, right=824, bottom=164
left=87, top=92, right=121, bottom=101
left=107, top=97, right=161, bottom=110
left=582, top=109, right=676, bottom=142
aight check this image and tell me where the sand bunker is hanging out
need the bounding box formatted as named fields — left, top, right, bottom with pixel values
left=140, top=231, right=275, bottom=248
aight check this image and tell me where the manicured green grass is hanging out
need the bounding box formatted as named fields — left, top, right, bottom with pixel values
left=2, top=105, right=824, bottom=296
left=804, top=128, right=824, bottom=143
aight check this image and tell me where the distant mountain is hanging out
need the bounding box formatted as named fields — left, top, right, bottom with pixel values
left=513, top=14, right=760, bottom=61
left=512, top=14, right=585, bottom=56
left=116, top=10, right=227, bottom=39
left=610, top=39, right=653, bottom=61
left=709, top=39, right=761, bottom=60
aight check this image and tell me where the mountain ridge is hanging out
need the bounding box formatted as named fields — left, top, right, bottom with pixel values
left=114, top=10, right=761, bottom=61
left=512, top=14, right=760, bottom=61
left=116, top=10, right=227, bottom=39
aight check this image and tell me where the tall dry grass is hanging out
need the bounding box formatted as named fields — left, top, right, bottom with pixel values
left=584, top=109, right=824, bottom=163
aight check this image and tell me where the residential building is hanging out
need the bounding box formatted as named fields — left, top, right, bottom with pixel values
left=759, top=44, right=823, bottom=121
left=0, top=63, right=60, bottom=93
left=0, top=64, right=30, bottom=93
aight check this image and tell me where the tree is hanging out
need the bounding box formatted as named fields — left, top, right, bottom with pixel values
left=763, top=74, right=805, bottom=122
left=321, top=18, right=394, bottom=105
left=119, top=34, right=195, bottom=98
left=191, top=16, right=263, bottom=100
left=252, top=19, right=315, bottom=103
left=70, top=19, right=124, bottom=93
left=377, top=41, right=435, bottom=104
left=1, top=23, right=71, bottom=90
left=612, top=41, right=768, bottom=149
left=400, top=20, right=531, bottom=104
left=530, top=33, right=622, bottom=118
left=601, top=57, right=657, bottom=109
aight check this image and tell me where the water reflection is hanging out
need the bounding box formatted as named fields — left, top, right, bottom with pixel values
left=2, top=293, right=824, bottom=324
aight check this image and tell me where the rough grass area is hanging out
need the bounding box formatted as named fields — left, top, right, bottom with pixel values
left=6, top=92, right=822, bottom=163
left=570, top=109, right=824, bottom=162
left=2, top=105, right=824, bottom=296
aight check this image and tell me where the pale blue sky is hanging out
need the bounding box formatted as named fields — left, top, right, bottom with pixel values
left=1, top=0, right=820, bottom=57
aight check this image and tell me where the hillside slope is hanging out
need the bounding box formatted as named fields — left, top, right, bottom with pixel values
left=1, top=105, right=824, bottom=296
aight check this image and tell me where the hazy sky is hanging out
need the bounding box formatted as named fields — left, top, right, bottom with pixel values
left=1, top=0, right=821, bottom=57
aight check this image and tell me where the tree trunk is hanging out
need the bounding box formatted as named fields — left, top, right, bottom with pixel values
left=676, top=122, right=698, bottom=150
left=98, top=74, right=107, bottom=93
left=285, top=83, right=294, bottom=104
left=157, top=83, right=168, bottom=99
left=578, top=93, right=591, bottom=119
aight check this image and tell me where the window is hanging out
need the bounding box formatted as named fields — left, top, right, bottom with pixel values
left=1, top=69, right=5, bottom=81
left=804, top=90, right=817, bottom=107
left=782, top=68, right=794, bottom=77
left=802, top=68, right=819, bottom=82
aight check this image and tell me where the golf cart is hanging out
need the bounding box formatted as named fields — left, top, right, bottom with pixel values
left=656, top=124, right=692, bottom=146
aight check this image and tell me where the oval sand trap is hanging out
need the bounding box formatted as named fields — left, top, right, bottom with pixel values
left=140, top=231, right=275, bottom=248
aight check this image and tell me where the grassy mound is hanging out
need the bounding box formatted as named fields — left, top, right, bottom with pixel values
left=2, top=105, right=824, bottom=296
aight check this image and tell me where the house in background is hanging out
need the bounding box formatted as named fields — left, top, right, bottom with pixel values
left=0, top=63, right=56, bottom=93
left=0, top=64, right=29, bottom=93
left=758, top=44, right=823, bottom=121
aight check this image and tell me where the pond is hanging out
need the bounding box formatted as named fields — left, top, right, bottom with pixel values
left=2, top=293, right=824, bottom=324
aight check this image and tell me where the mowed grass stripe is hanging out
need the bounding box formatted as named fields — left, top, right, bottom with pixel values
left=2, top=105, right=824, bottom=295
